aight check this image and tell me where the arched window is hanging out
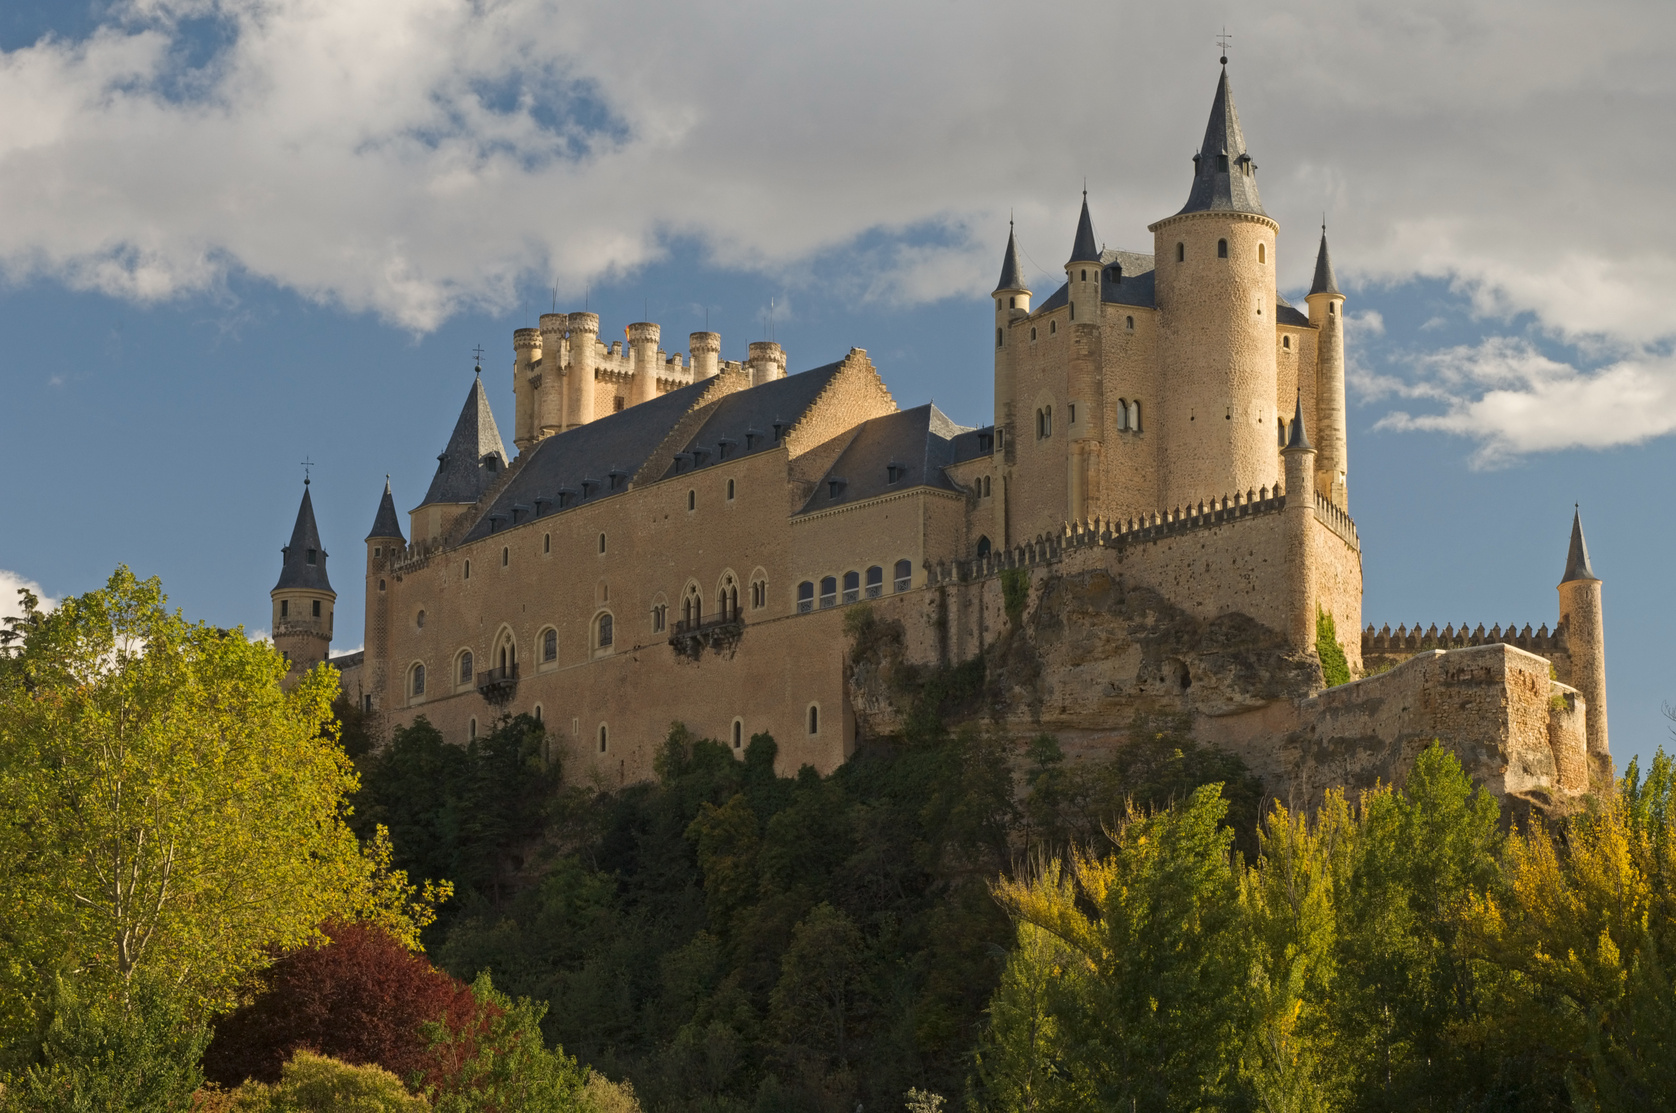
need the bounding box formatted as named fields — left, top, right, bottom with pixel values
left=469, top=717, right=478, bottom=740
left=865, top=566, right=883, bottom=598
left=718, top=575, right=738, bottom=620
left=819, top=577, right=837, bottom=609
left=1030, top=326, right=1037, bottom=342
left=416, top=610, right=426, bottom=629
left=1329, top=302, right=1336, bottom=315
left=727, top=478, right=735, bottom=501
left=378, top=579, right=386, bottom=591
left=894, top=559, right=913, bottom=593
left=1080, top=269, right=1087, bottom=281
left=533, top=704, right=542, bottom=722
left=751, top=575, right=767, bottom=609
left=797, top=581, right=815, bottom=614
left=1283, top=335, right=1291, bottom=350
left=1008, top=296, right=1015, bottom=308
left=597, top=613, right=614, bottom=649
left=1117, top=398, right=1129, bottom=431
left=501, top=546, right=509, bottom=567
left=807, top=704, right=819, bottom=735
left=459, top=651, right=473, bottom=685
left=982, top=475, right=991, bottom=496
left=652, top=603, right=667, bottom=633
left=598, top=724, right=608, bottom=753
left=1176, top=242, right=1185, bottom=262
left=976, top=536, right=992, bottom=559
left=598, top=533, right=607, bottom=553
left=1069, top=303, right=1075, bottom=321
left=1218, top=239, right=1228, bottom=258
left=1129, top=400, right=1142, bottom=432
left=683, top=584, right=702, bottom=628
left=543, top=629, right=557, bottom=661
left=411, top=663, right=425, bottom=696
left=996, top=327, right=1003, bottom=349
left=842, top=570, right=860, bottom=605
left=1258, top=243, right=1267, bottom=263
left=1126, top=315, right=1134, bottom=330
left=687, top=490, right=696, bottom=511
left=1049, top=320, right=1057, bottom=335
left=732, top=720, right=743, bottom=749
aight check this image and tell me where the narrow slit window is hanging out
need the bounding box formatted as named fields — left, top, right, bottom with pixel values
left=1218, top=239, right=1228, bottom=258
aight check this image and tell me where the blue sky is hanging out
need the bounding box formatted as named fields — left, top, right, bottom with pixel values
left=3, top=0, right=1674, bottom=773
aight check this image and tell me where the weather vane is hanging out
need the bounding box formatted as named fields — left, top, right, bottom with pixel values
left=301, top=457, right=315, bottom=485
left=1217, top=27, right=1232, bottom=65
left=472, top=345, right=485, bottom=373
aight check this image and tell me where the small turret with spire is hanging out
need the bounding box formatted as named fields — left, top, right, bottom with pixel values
left=992, top=219, right=1032, bottom=478
left=1557, top=507, right=1609, bottom=780
left=271, top=477, right=336, bottom=687
left=1307, top=224, right=1349, bottom=508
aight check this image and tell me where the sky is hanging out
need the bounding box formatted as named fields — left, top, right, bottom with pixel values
left=2, top=0, right=1674, bottom=772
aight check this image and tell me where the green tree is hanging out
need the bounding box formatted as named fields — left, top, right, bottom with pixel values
left=204, top=1050, right=430, bottom=1112
left=423, top=973, right=590, bottom=1113
left=769, top=903, right=870, bottom=1073
left=1315, top=609, right=1350, bottom=688
left=0, top=568, right=416, bottom=1054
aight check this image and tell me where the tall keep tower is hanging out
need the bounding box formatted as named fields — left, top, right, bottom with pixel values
left=363, top=478, right=405, bottom=714
left=1149, top=63, right=1280, bottom=508
left=1306, top=230, right=1348, bottom=507
left=1558, top=510, right=1609, bottom=782
left=1065, top=195, right=1105, bottom=521
left=271, top=479, right=335, bottom=688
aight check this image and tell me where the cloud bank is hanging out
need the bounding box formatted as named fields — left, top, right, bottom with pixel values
left=2, top=0, right=1674, bottom=456
left=0, top=570, right=55, bottom=622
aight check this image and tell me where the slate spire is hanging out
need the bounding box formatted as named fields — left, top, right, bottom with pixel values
left=1310, top=228, right=1340, bottom=296
left=274, top=481, right=332, bottom=593
left=420, top=375, right=510, bottom=507
left=1561, top=508, right=1598, bottom=583
left=366, top=477, right=405, bottom=543
left=995, top=222, right=1028, bottom=293
left=1066, top=191, right=1100, bottom=265
left=1286, top=393, right=1313, bottom=451
left=1176, top=64, right=1267, bottom=217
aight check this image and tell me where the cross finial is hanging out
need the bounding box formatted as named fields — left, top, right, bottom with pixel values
left=301, top=457, right=315, bottom=485
left=472, top=344, right=485, bottom=373
left=1217, top=26, right=1232, bottom=65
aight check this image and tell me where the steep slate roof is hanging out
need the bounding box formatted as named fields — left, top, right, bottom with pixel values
left=798, top=403, right=970, bottom=516
left=948, top=424, right=997, bottom=466
left=995, top=225, right=1028, bottom=292
left=1561, top=510, right=1599, bottom=583
left=462, top=360, right=853, bottom=544
left=1309, top=231, right=1341, bottom=296
left=420, top=376, right=510, bottom=507
left=1067, top=195, right=1101, bottom=264
left=1276, top=292, right=1311, bottom=327
left=1285, top=394, right=1313, bottom=451
left=1176, top=66, right=1267, bottom=218
left=365, top=479, right=406, bottom=542
left=274, top=483, right=333, bottom=593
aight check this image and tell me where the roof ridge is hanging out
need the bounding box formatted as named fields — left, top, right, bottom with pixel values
left=630, top=368, right=753, bottom=487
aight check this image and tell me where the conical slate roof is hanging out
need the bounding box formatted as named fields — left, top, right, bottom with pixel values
left=1310, top=231, right=1340, bottom=296
left=995, top=225, right=1028, bottom=293
left=366, top=478, right=405, bottom=542
left=1066, top=194, right=1100, bottom=264
left=1286, top=394, right=1312, bottom=452
left=420, top=375, right=509, bottom=507
left=1561, top=509, right=1599, bottom=583
left=274, top=482, right=333, bottom=593
left=1176, top=66, right=1267, bottom=217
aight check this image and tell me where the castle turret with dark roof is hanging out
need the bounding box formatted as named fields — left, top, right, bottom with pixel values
left=271, top=480, right=335, bottom=687
left=1558, top=509, right=1609, bottom=780
left=991, top=222, right=1032, bottom=508
left=411, top=374, right=510, bottom=544
left=1307, top=229, right=1349, bottom=507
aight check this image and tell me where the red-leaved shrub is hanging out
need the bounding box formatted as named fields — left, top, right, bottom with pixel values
left=202, top=920, right=479, bottom=1087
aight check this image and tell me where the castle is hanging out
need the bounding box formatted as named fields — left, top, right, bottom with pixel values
left=268, top=63, right=1610, bottom=808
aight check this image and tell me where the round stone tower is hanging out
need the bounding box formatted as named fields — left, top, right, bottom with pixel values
left=1306, top=229, right=1348, bottom=508
left=538, top=312, right=569, bottom=437
left=991, top=221, right=1032, bottom=442
left=1149, top=63, right=1280, bottom=509
left=566, top=312, right=599, bottom=429
left=271, top=479, right=335, bottom=688
left=1558, top=509, right=1610, bottom=782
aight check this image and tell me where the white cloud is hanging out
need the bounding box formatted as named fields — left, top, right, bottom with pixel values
left=0, top=570, right=55, bottom=622
left=3, top=0, right=1676, bottom=455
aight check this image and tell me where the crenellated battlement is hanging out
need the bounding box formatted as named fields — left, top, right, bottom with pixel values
left=1363, top=620, right=1568, bottom=660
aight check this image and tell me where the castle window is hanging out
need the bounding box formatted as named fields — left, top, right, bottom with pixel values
left=543, top=629, right=557, bottom=661
left=364, top=694, right=372, bottom=714
left=1126, top=315, right=1134, bottom=330
left=469, top=717, right=478, bottom=740
left=653, top=603, right=667, bottom=632
left=501, top=546, right=508, bottom=567
left=534, top=704, right=542, bottom=723
left=1008, top=296, right=1016, bottom=308
left=1080, top=269, right=1086, bottom=281
left=1069, top=403, right=1076, bottom=424
left=1258, top=243, right=1267, bottom=264
left=842, top=570, right=860, bottom=605
left=416, top=610, right=426, bottom=629
left=411, top=663, right=425, bottom=696
left=1218, top=239, right=1228, bottom=258
left=543, top=533, right=550, bottom=553
left=894, top=559, right=913, bottom=593
left=688, top=489, right=696, bottom=511
left=613, top=396, right=625, bottom=413
left=751, top=577, right=767, bottom=609
left=1037, top=406, right=1052, bottom=438
left=797, top=581, right=814, bottom=614
left=281, top=600, right=289, bottom=618
left=1283, top=335, right=1291, bottom=350
left=599, top=533, right=607, bottom=553
left=1050, top=320, right=1057, bottom=334
left=1217, top=154, right=1229, bottom=172
left=977, top=536, right=992, bottom=559
left=307, top=549, right=316, bottom=565
left=1176, top=242, right=1185, bottom=262
left=982, top=475, right=991, bottom=497
left=996, top=327, right=1004, bottom=349
left=597, top=613, right=614, bottom=648
left=598, top=724, right=608, bottom=753
left=1130, top=400, right=1142, bottom=432
left=807, top=704, right=819, bottom=735
left=1030, top=327, right=1037, bottom=342
left=1069, top=303, right=1075, bottom=321
left=375, top=547, right=382, bottom=557
left=378, top=579, right=386, bottom=591
left=819, top=577, right=837, bottom=609
left=1329, top=302, right=1336, bottom=315
left=312, top=600, right=321, bottom=618
left=1117, top=399, right=1129, bottom=431
left=1278, top=418, right=1288, bottom=447
left=865, top=566, right=883, bottom=599
left=464, top=560, right=470, bottom=580
left=733, top=720, right=743, bottom=749
left=727, top=479, right=735, bottom=501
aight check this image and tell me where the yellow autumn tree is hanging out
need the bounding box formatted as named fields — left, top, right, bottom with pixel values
left=0, top=567, right=426, bottom=1054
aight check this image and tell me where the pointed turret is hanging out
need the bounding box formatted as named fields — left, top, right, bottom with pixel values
left=1176, top=65, right=1266, bottom=217
left=1561, top=508, right=1598, bottom=583
left=1310, top=230, right=1340, bottom=296
left=366, top=478, right=405, bottom=543
left=1066, top=193, right=1100, bottom=265
left=995, top=224, right=1028, bottom=294
left=421, top=375, right=509, bottom=507
left=274, top=481, right=332, bottom=593
left=1285, top=393, right=1313, bottom=452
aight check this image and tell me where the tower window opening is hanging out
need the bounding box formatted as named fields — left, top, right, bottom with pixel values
left=1129, top=400, right=1142, bottom=432
left=1126, top=315, right=1134, bottom=330
left=613, top=396, right=624, bottom=413
left=1080, top=269, right=1087, bottom=281
left=1283, top=335, right=1291, bottom=350
left=599, top=533, right=607, bottom=553
left=1117, top=399, right=1129, bottom=431
left=1329, top=302, right=1336, bottom=315
left=733, top=720, right=743, bottom=749
left=599, top=724, right=608, bottom=753
left=543, top=533, right=550, bottom=553
left=1218, top=239, right=1228, bottom=258
left=501, top=546, right=508, bottom=567
left=464, top=560, right=470, bottom=580
left=807, top=704, right=819, bottom=735
left=543, top=628, right=557, bottom=661
left=378, top=579, right=385, bottom=591
left=1217, top=154, right=1229, bottom=172
left=597, top=613, right=613, bottom=648
left=306, top=549, right=316, bottom=564
left=1278, top=418, right=1288, bottom=447
left=727, top=478, right=735, bottom=501
left=1176, top=243, right=1185, bottom=262
left=1050, top=320, right=1057, bottom=335
left=374, top=547, right=382, bottom=557
left=460, top=651, right=473, bottom=685
left=416, top=610, right=426, bottom=629
left=653, top=603, right=667, bottom=632
left=280, top=600, right=289, bottom=618
left=1258, top=243, right=1267, bottom=264
left=982, top=475, right=991, bottom=496
left=1069, top=303, right=1074, bottom=321
left=1008, top=296, right=1015, bottom=308
left=312, top=600, right=321, bottom=617
left=996, top=327, right=1004, bottom=348
left=687, top=489, right=696, bottom=511
left=1030, top=327, right=1037, bottom=342
left=411, top=663, right=425, bottom=696
left=534, top=704, right=542, bottom=722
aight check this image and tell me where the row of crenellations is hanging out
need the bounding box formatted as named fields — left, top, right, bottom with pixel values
left=1361, top=621, right=1567, bottom=656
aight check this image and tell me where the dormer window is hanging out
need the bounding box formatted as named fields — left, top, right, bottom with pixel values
left=608, top=470, right=625, bottom=490
left=580, top=479, right=595, bottom=498
left=744, top=430, right=761, bottom=450
left=771, top=422, right=786, bottom=442
left=483, top=456, right=498, bottom=473
left=828, top=477, right=845, bottom=499
left=886, top=464, right=905, bottom=483
left=306, top=549, right=316, bottom=564
left=1217, top=153, right=1229, bottom=172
